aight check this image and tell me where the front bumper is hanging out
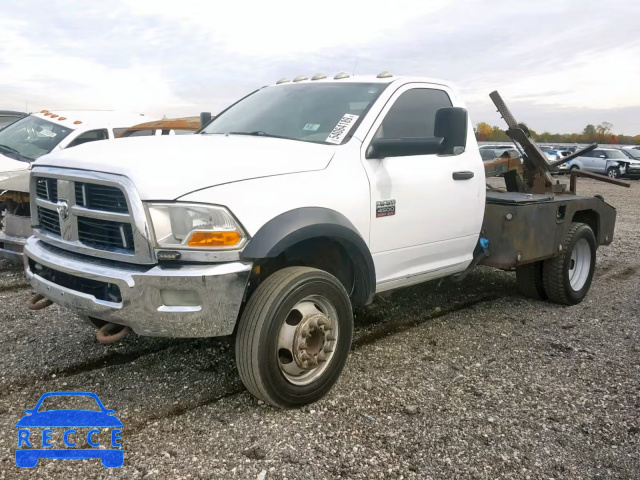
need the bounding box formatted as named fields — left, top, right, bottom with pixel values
left=23, top=237, right=252, bottom=337
left=0, top=212, right=31, bottom=263
left=0, top=230, right=26, bottom=263
left=628, top=166, right=640, bottom=178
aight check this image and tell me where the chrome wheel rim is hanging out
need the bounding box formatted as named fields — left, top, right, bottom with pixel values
left=277, top=295, right=339, bottom=386
left=608, top=169, right=618, bottom=178
left=569, top=238, right=591, bottom=291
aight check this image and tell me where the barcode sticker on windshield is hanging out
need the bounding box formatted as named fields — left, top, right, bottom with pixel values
left=326, top=114, right=359, bottom=144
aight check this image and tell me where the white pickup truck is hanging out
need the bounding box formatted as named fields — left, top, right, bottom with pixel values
left=0, top=110, right=156, bottom=261
left=22, top=73, right=617, bottom=408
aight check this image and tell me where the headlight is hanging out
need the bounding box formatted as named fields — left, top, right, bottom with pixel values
left=145, top=203, right=247, bottom=250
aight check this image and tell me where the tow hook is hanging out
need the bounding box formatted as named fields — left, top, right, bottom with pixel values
left=27, top=293, right=54, bottom=311
left=96, top=323, right=131, bottom=344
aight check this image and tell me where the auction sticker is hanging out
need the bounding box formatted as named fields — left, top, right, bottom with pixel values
left=326, top=114, right=359, bottom=144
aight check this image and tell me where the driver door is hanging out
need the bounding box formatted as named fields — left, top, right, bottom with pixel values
left=360, top=84, right=485, bottom=290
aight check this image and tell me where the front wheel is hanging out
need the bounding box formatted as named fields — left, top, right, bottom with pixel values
left=606, top=166, right=621, bottom=178
left=235, top=267, right=353, bottom=408
left=543, top=223, right=596, bottom=305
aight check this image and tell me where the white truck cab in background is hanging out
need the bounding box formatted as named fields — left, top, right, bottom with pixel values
left=21, top=73, right=615, bottom=408
left=0, top=110, right=157, bottom=260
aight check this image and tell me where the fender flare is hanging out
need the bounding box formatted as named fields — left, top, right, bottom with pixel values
left=240, top=207, right=375, bottom=305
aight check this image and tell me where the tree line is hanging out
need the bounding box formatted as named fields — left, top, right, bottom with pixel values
left=475, top=121, right=640, bottom=145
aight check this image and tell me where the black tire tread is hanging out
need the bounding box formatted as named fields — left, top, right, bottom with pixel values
left=236, top=266, right=345, bottom=407
left=542, top=222, right=590, bottom=305
left=515, top=262, right=545, bottom=299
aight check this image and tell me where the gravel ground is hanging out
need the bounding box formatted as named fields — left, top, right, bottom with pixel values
left=0, top=178, right=638, bottom=479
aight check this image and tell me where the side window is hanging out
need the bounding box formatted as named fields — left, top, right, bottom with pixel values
left=66, top=129, right=109, bottom=148
left=592, top=150, right=603, bottom=158
left=113, top=128, right=129, bottom=138
left=375, top=88, right=453, bottom=139
left=122, top=129, right=155, bottom=137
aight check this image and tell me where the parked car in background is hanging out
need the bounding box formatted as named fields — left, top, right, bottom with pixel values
left=117, top=117, right=203, bottom=138
left=566, top=147, right=629, bottom=178
left=479, top=144, right=514, bottom=151
left=0, top=110, right=28, bottom=130
left=622, top=146, right=640, bottom=151
left=627, top=161, right=640, bottom=180
left=479, top=147, right=519, bottom=161
left=619, top=148, right=640, bottom=160
left=0, top=110, right=157, bottom=261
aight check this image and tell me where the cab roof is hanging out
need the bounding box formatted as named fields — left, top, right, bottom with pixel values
left=34, top=110, right=157, bottom=130
left=270, top=73, right=452, bottom=88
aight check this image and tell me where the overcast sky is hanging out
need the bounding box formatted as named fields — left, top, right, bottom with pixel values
left=2, top=0, right=639, bottom=134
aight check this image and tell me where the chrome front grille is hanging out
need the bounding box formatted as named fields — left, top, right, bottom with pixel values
left=75, top=182, right=129, bottom=213
left=77, top=217, right=135, bottom=251
left=37, top=206, right=61, bottom=236
left=30, top=168, right=154, bottom=264
left=35, top=178, right=58, bottom=203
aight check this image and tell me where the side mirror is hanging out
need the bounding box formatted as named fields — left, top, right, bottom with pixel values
left=199, top=112, right=212, bottom=128
left=434, top=107, right=468, bottom=155
left=367, top=137, right=444, bottom=159
left=599, top=154, right=606, bottom=158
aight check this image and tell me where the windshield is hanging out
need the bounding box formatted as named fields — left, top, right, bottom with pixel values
left=606, top=150, right=627, bottom=159
left=202, top=82, right=387, bottom=144
left=0, top=115, right=73, bottom=162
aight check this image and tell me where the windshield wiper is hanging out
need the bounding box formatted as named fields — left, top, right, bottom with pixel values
left=0, top=144, right=32, bottom=162
left=228, top=131, right=291, bottom=140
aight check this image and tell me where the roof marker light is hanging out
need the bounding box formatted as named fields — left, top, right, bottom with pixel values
left=334, top=72, right=350, bottom=80
left=73, top=120, right=82, bottom=124
left=293, top=75, right=308, bottom=82
left=276, top=78, right=290, bottom=84
left=44, top=112, right=52, bottom=116
left=311, top=73, right=327, bottom=80
left=50, top=114, right=59, bottom=118
left=58, top=117, right=67, bottom=121
left=377, top=71, right=393, bottom=78
left=40, top=110, right=48, bottom=113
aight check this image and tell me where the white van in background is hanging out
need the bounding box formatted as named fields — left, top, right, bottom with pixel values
left=0, top=110, right=158, bottom=261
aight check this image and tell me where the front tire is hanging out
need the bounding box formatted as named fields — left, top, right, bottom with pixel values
left=606, top=166, right=620, bottom=179
left=236, top=267, right=353, bottom=408
left=542, top=223, right=596, bottom=305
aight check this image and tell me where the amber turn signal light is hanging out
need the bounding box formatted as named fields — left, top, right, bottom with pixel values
left=187, top=231, right=241, bottom=247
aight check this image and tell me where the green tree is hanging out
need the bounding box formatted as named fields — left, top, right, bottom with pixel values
left=582, top=124, right=596, bottom=141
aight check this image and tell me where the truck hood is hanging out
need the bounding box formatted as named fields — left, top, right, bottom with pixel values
left=33, top=135, right=336, bottom=199
left=0, top=153, right=31, bottom=192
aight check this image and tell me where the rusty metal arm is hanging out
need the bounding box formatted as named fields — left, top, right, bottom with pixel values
left=569, top=169, right=631, bottom=194
left=489, top=91, right=555, bottom=190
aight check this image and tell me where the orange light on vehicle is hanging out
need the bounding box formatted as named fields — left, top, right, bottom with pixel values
left=58, top=117, right=67, bottom=121
left=187, top=231, right=241, bottom=247
left=50, top=114, right=59, bottom=118
left=40, top=110, right=48, bottom=113
left=44, top=112, right=52, bottom=116
left=74, top=120, right=82, bottom=124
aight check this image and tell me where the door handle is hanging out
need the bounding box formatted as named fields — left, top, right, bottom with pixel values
left=452, top=171, right=474, bottom=180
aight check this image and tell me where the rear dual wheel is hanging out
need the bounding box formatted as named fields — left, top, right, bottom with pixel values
left=515, top=222, right=596, bottom=306
left=235, top=267, right=353, bottom=408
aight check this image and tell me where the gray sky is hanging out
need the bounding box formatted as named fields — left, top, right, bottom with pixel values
left=2, top=0, right=639, bottom=134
